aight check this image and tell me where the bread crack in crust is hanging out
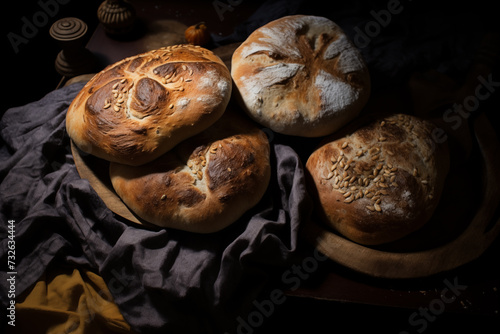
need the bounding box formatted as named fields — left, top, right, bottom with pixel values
left=109, top=111, right=271, bottom=233
left=67, top=44, right=232, bottom=166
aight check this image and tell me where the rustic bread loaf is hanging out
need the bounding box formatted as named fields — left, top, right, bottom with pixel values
left=109, top=109, right=271, bottom=233
left=305, top=114, right=449, bottom=245
left=231, top=15, right=370, bottom=137
left=66, top=44, right=232, bottom=166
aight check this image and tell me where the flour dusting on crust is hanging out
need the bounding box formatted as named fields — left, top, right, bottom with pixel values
left=258, top=24, right=304, bottom=59
left=231, top=15, right=370, bottom=137
left=315, top=69, right=359, bottom=117
left=240, top=63, right=304, bottom=108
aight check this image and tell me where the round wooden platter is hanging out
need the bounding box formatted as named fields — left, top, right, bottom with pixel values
left=302, top=112, right=500, bottom=279
left=71, top=140, right=150, bottom=226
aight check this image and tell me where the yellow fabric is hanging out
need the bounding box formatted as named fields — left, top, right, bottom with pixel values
left=7, top=267, right=135, bottom=334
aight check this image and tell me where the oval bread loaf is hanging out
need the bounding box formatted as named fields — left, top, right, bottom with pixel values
left=306, top=114, right=450, bottom=245
left=231, top=15, right=370, bottom=137
left=109, top=110, right=271, bottom=233
left=66, top=44, right=232, bottom=166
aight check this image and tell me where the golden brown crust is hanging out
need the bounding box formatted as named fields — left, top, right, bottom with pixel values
left=231, top=15, right=370, bottom=137
left=109, top=110, right=271, bottom=233
left=306, top=114, right=450, bottom=245
left=66, top=44, right=232, bottom=166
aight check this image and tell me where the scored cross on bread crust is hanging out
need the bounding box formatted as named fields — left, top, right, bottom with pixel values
left=231, top=15, right=370, bottom=137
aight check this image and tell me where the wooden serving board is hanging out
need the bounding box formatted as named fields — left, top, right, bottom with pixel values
left=71, top=141, right=149, bottom=226
left=302, top=112, right=500, bottom=279
left=302, top=34, right=500, bottom=279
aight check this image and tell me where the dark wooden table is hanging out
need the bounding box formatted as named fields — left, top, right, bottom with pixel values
left=80, top=1, right=500, bottom=332
left=85, top=0, right=265, bottom=68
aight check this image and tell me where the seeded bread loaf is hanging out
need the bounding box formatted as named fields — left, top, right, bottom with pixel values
left=66, top=44, right=232, bottom=166
left=231, top=15, right=370, bottom=137
left=109, top=109, right=271, bottom=233
left=305, top=114, right=450, bottom=245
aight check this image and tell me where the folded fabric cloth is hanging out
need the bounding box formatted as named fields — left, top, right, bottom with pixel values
left=0, top=82, right=312, bottom=333
left=6, top=266, right=134, bottom=334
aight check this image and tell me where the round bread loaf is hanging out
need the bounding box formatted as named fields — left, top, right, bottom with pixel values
left=109, top=110, right=271, bottom=233
left=306, top=114, right=450, bottom=245
left=231, top=15, right=370, bottom=137
left=66, top=44, right=232, bottom=166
